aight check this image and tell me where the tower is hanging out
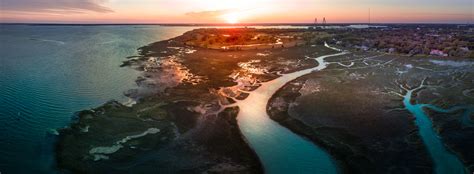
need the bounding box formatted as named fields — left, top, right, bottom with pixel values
left=368, top=8, right=371, bottom=24
left=322, top=17, right=326, bottom=25
left=314, top=17, right=317, bottom=24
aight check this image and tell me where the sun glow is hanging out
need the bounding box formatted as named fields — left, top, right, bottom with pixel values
left=222, top=13, right=240, bottom=24
left=174, top=0, right=275, bottom=24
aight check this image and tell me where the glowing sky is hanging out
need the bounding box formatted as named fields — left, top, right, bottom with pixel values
left=0, top=0, right=472, bottom=23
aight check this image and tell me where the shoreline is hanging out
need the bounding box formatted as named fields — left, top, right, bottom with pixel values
left=54, top=27, right=474, bottom=173
left=55, top=27, right=335, bottom=173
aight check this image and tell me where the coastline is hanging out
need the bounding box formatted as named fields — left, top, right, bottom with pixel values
left=54, top=27, right=474, bottom=173
left=55, top=28, right=335, bottom=173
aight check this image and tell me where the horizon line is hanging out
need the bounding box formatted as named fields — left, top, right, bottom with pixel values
left=1, top=22, right=473, bottom=26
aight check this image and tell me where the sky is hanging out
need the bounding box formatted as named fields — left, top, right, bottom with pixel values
left=0, top=0, right=473, bottom=24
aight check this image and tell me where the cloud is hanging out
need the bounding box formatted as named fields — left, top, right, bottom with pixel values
left=0, top=0, right=113, bottom=13
left=185, top=9, right=233, bottom=18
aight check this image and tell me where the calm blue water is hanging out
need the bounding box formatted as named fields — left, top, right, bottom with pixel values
left=0, top=25, right=194, bottom=173
left=403, top=88, right=467, bottom=174
left=236, top=50, right=346, bottom=174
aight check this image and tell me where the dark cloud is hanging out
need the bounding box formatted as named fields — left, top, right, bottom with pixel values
left=0, top=0, right=113, bottom=13
left=185, top=9, right=233, bottom=18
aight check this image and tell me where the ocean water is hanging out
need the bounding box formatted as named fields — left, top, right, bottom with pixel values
left=0, top=25, right=194, bottom=173
left=1, top=25, right=358, bottom=174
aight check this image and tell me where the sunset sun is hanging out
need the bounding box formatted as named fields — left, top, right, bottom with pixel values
left=222, top=13, right=240, bottom=24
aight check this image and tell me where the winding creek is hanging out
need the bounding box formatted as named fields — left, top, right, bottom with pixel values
left=402, top=80, right=468, bottom=174
left=235, top=43, right=347, bottom=174
left=232, top=43, right=470, bottom=173
left=4, top=25, right=471, bottom=173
